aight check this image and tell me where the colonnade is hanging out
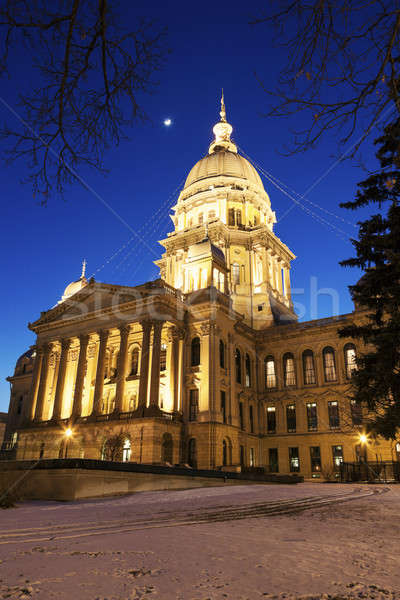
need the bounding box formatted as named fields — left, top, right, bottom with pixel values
left=29, top=320, right=184, bottom=423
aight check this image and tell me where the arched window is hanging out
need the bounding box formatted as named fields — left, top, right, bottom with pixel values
left=245, top=353, right=251, bottom=387
left=222, top=439, right=228, bottom=466
left=191, top=337, right=200, bottom=366
left=122, top=438, right=131, bottom=462
left=283, top=353, right=296, bottom=387
left=219, top=339, right=225, bottom=369
left=235, top=348, right=242, bottom=384
left=344, top=343, right=357, bottom=379
left=130, top=348, right=139, bottom=376
left=161, top=433, right=173, bottom=464
left=232, top=263, right=240, bottom=284
left=323, top=346, right=337, bottom=382
left=198, top=212, right=204, bottom=224
left=302, top=350, right=316, bottom=385
left=264, top=356, right=276, bottom=389
left=188, top=438, right=197, bottom=468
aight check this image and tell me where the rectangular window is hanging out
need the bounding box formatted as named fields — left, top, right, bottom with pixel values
left=232, top=263, right=240, bottom=285
left=228, top=208, right=235, bottom=226
left=249, top=447, right=255, bottom=467
left=160, top=344, right=167, bottom=371
left=267, top=406, right=276, bottom=433
left=351, top=399, right=362, bottom=425
left=239, top=402, right=244, bottom=430
left=189, top=389, right=199, bottom=421
left=289, top=447, right=300, bottom=472
left=284, top=356, right=296, bottom=387
left=310, top=446, right=321, bottom=472
left=249, top=405, right=254, bottom=433
left=269, top=448, right=279, bottom=473
left=221, top=390, right=226, bottom=424
left=332, top=445, right=343, bottom=470
left=286, top=404, right=296, bottom=432
left=306, top=402, right=318, bottom=431
left=328, top=401, right=340, bottom=428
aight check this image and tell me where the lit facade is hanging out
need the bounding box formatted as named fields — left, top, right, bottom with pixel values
left=4, top=96, right=399, bottom=478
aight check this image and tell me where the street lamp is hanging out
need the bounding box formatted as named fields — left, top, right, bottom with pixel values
left=63, top=427, right=73, bottom=458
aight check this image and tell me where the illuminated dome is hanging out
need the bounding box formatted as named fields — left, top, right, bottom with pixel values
left=60, top=260, right=88, bottom=302
left=183, top=150, right=264, bottom=190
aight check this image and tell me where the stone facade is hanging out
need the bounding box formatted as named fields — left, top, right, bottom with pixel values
left=4, top=96, right=400, bottom=479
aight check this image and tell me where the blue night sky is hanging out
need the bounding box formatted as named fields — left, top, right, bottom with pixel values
left=0, top=1, right=380, bottom=410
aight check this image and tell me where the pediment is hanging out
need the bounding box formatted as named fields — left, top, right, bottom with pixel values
left=29, top=283, right=143, bottom=330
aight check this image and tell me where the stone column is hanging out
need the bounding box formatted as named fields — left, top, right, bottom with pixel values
left=138, top=320, right=152, bottom=409
left=92, top=330, right=109, bottom=416
left=52, top=338, right=71, bottom=420
left=149, top=320, right=163, bottom=407
left=34, top=343, right=52, bottom=421
left=284, top=266, right=292, bottom=300
left=115, top=325, right=130, bottom=413
left=176, top=329, right=185, bottom=413
left=228, top=332, right=238, bottom=427
left=71, top=334, right=90, bottom=418
left=29, top=345, right=44, bottom=421
left=167, top=326, right=180, bottom=412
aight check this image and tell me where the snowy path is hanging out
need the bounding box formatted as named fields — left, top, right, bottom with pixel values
left=1, top=483, right=399, bottom=600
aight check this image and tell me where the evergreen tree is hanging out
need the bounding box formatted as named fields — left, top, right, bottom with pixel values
left=339, top=118, right=400, bottom=439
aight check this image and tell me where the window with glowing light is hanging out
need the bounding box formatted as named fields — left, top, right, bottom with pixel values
left=344, top=343, right=357, bottom=379
left=332, top=445, right=343, bottom=470
left=267, top=406, right=276, bottom=433
left=306, top=402, right=318, bottom=431
left=328, top=401, right=340, bottom=428
left=289, top=447, right=300, bottom=472
left=283, top=353, right=296, bottom=387
left=323, top=347, right=337, bottom=382
left=245, top=353, right=251, bottom=387
left=286, top=404, right=296, bottom=432
left=350, top=399, right=363, bottom=425
left=310, top=446, right=321, bottom=472
left=302, top=350, right=316, bottom=385
left=264, top=356, right=276, bottom=389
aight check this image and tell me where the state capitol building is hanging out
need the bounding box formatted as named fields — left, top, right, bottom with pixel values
left=4, top=97, right=398, bottom=479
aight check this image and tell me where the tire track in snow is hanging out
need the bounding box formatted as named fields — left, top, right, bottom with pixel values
left=1, top=486, right=387, bottom=546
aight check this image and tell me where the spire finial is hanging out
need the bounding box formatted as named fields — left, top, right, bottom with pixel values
left=220, top=89, right=226, bottom=123
left=81, top=258, right=87, bottom=279
left=208, top=90, right=237, bottom=154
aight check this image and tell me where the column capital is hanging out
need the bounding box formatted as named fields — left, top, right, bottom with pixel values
left=140, top=319, right=153, bottom=333
left=97, top=329, right=109, bottom=342
left=60, top=338, right=72, bottom=351
left=152, top=319, right=164, bottom=332
left=79, top=333, right=90, bottom=346
left=118, top=324, right=131, bottom=337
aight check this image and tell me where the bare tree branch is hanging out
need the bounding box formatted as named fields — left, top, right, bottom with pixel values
left=253, top=1, right=400, bottom=158
left=0, top=0, right=168, bottom=201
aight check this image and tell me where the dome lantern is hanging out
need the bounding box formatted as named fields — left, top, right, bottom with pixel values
left=209, top=90, right=237, bottom=154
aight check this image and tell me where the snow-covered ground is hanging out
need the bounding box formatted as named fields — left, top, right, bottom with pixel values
left=1, top=482, right=400, bottom=600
